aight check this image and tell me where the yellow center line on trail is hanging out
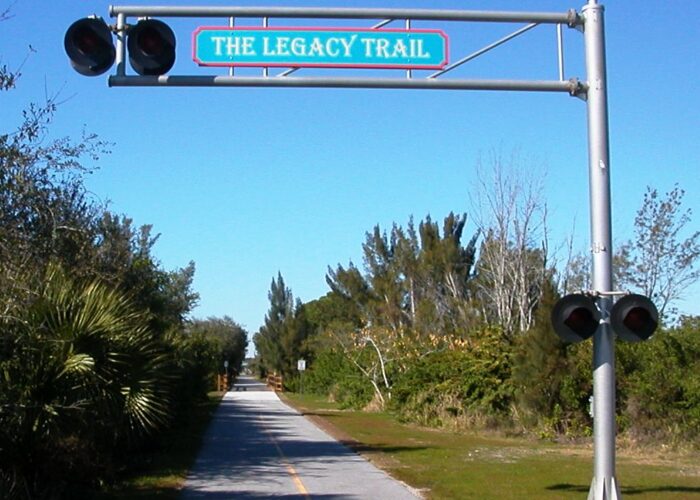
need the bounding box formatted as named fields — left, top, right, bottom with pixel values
left=257, top=415, right=310, bottom=498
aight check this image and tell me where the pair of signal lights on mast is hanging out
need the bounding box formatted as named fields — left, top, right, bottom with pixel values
left=65, top=17, right=175, bottom=76
left=551, top=292, right=659, bottom=344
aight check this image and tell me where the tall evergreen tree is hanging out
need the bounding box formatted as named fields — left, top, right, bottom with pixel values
left=326, top=212, right=478, bottom=338
left=254, top=273, right=294, bottom=375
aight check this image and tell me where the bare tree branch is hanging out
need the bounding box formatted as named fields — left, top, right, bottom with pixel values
left=470, top=149, right=550, bottom=337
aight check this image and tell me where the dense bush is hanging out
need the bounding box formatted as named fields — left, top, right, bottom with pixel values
left=0, top=267, right=172, bottom=496
left=0, top=267, right=242, bottom=498
left=300, top=304, right=700, bottom=449
left=617, top=316, right=700, bottom=446
left=303, top=349, right=374, bottom=409
left=169, top=330, right=221, bottom=408
left=391, top=327, right=512, bottom=429
left=511, top=282, right=593, bottom=438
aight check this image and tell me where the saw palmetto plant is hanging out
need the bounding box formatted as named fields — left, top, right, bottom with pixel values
left=0, top=264, right=173, bottom=496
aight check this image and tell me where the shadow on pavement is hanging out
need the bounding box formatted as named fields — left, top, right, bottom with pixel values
left=547, top=483, right=700, bottom=495
left=180, top=385, right=424, bottom=498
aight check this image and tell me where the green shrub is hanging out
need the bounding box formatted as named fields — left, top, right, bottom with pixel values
left=391, top=327, right=513, bottom=428
left=617, top=317, right=700, bottom=446
left=510, top=279, right=593, bottom=438
left=303, top=349, right=374, bottom=409
left=0, top=267, right=174, bottom=497
left=0, top=267, right=228, bottom=498
left=512, top=326, right=593, bottom=438
left=169, top=330, right=220, bottom=406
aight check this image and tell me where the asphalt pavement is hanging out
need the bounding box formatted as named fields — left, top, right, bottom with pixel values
left=180, top=376, right=421, bottom=499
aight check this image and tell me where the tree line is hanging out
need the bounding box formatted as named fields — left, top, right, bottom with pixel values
left=255, top=152, right=700, bottom=446
left=1, top=49, right=248, bottom=497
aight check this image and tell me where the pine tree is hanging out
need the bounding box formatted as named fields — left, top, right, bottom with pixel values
left=254, top=272, right=293, bottom=375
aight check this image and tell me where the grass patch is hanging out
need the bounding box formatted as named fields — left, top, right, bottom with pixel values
left=283, top=393, right=700, bottom=499
left=96, top=391, right=225, bottom=499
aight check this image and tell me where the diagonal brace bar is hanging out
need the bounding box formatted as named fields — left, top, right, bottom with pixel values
left=429, top=22, right=539, bottom=79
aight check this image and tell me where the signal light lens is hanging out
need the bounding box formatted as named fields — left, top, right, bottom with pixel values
left=65, top=17, right=116, bottom=76
left=623, top=306, right=652, bottom=331
left=564, top=307, right=597, bottom=335
left=74, top=26, right=101, bottom=54
left=611, top=294, right=658, bottom=342
left=551, top=294, right=601, bottom=344
left=128, top=19, right=176, bottom=76
left=136, top=26, right=166, bottom=56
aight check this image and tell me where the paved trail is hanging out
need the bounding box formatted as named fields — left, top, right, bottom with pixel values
left=181, top=376, right=420, bottom=499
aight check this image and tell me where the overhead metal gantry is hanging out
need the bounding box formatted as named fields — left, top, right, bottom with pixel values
left=69, top=3, right=627, bottom=498
left=107, top=5, right=587, bottom=96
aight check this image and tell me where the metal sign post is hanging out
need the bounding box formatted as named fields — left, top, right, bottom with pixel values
left=68, top=2, right=619, bottom=497
left=297, top=359, right=306, bottom=394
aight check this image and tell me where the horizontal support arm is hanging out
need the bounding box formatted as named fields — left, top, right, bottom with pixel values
left=108, top=75, right=585, bottom=94
left=109, top=5, right=581, bottom=26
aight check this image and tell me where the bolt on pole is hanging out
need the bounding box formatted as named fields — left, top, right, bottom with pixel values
left=582, top=1, right=621, bottom=499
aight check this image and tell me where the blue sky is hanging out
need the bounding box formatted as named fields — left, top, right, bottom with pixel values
left=2, top=0, right=699, bottom=338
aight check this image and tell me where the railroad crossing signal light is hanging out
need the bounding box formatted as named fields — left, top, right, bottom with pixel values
left=127, top=19, right=176, bottom=76
left=65, top=17, right=176, bottom=76
left=610, top=293, right=659, bottom=342
left=64, top=17, right=116, bottom=76
left=551, top=294, right=601, bottom=344
left=551, top=293, right=659, bottom=344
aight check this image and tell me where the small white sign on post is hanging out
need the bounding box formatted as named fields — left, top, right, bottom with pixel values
left=297, top=359, right=306, bottom=371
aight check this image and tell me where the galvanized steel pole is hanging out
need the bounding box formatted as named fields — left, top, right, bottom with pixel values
left=582, top=1, right=620, bottom=499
